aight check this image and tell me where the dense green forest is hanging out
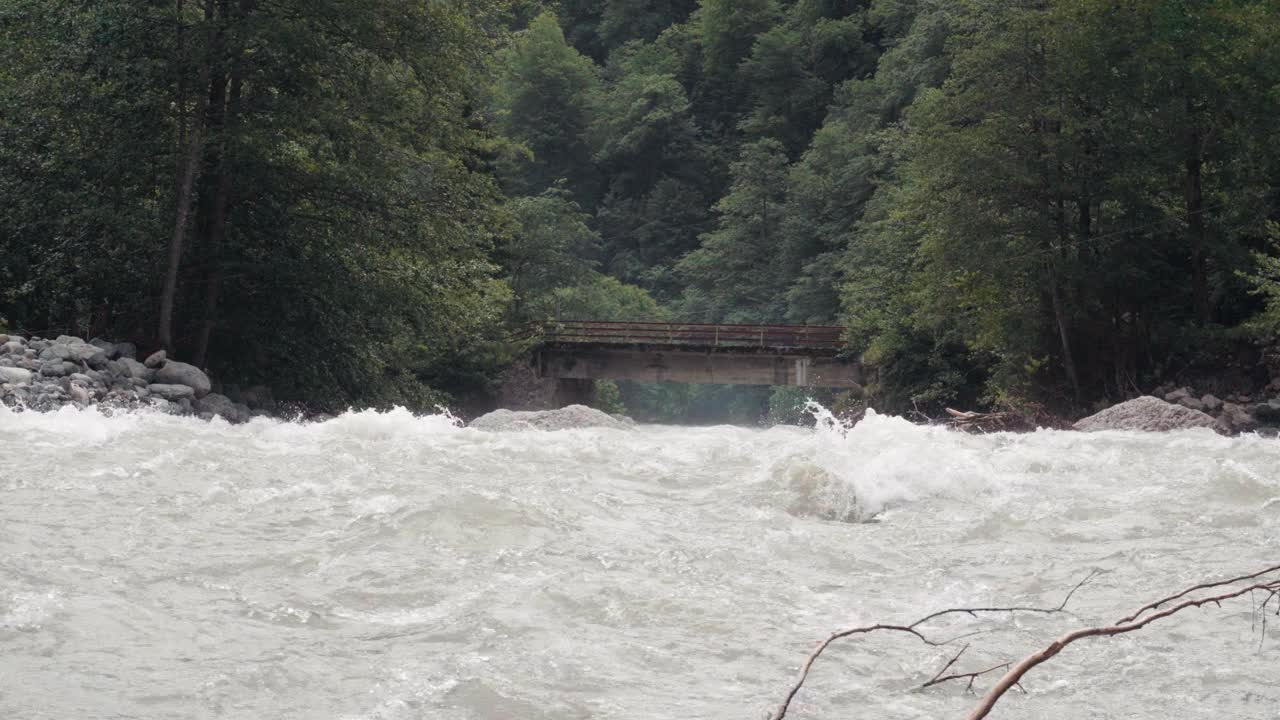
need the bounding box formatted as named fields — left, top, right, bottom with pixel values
left=2, top=0, right=1280, bottom=419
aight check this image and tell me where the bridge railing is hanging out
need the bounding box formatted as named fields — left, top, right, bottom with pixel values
left=525, top=320, right=846, bottom=351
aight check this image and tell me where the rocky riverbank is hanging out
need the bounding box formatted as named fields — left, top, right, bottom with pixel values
left=0, top=334, right=275, bottom=422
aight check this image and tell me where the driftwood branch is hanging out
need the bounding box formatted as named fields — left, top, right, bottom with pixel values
left=920, top=644, right=1015, bottom=693
left=769, top=572, right=1096, bottom=720
left=965, top=568, right=1280, bottom=719
left=770, top=566, right=1280, bottom=720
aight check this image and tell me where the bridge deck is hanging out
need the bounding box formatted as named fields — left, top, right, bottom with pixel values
left=529, top=320, right=845, bottom=355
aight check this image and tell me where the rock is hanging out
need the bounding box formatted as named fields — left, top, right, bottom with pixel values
left=0, top=334, right=7, bottom=345
left=0, top=367, right=33, bottom=385
left=115, top=342, right=137, bottom=360
left=69, top=373, right=94, bottom=386
left=1217, top=402, right=1259, bottom=434
left=195, top=393, right=239, bottom=422
left=232, top=403, right=253, bottom=423
left=1178, top=396, right=1206, bottom=412
left=469, top=405, right=633, bottom=432
left=1200, top=394, right=1223, bottom=412
left=1254, top=400, right=1280, bottom=422
left=39, top=360, right=71, bottom=378
left=1074, top=396, right=1218, bottom=433
left=118, top=357, right=153, bottom=381
left=153, top=360, right=211, bottom=397
left=2, top=341, right=22, bottom=356
left=1164, top=387, right=1192, bottom=403
left=147, top=383, right=196, bottom=401
left=144, top=349, right=167, bottom=368
left=89, top=338, right=118, bottom=359
left=54, top=335, right=85, bottom=346
left=68, top=383, right=91, bottom=404
left=39, top=344, right=76, bottom=361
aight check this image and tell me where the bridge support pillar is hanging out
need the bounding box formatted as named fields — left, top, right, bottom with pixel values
left=553, top=378, right=595, bottom=408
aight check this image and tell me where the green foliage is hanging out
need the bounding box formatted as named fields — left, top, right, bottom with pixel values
left=0, top=0, right=513, bottom=411
left=503, top=186, right=601, bottom=313
left=677, top=139, right=790, bottom=322
left=591, top=379, right=627, bottom=414
left=490, top=11, right=603, bottom=205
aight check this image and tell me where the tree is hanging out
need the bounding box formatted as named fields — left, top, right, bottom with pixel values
left=489, top=11, right=603, bottom=207
left=678, top=139, right=790, bottom=322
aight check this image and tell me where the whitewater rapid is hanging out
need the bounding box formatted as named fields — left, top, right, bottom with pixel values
left=2, top=406, right=1278, bottom=719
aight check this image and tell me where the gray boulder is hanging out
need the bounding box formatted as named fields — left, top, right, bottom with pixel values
left=153, top=360, right=211, bottom=397
left=195, top=393, right=241, bottom=422
left=1200, top=394, right=1223, bottom=412
left=1217, top=402, right=1259, bottom=434
left=469, top=404, right=633, bottom=432
left=2, top=341, right=23, bottom=356
left=144, top=350, right=167, bottom=368
left=118, top=357, right=152, bottom=381
left=1164, top=387, right=1192, bottom=403
left=148, top=383, right=196, bottom=401
left=0, top=367, right=33, bottom=385
left=39, top=360, right=71, bottom=378
left=89, top=338, right=118, bottom=358
left=0, top=334, right=7, bottom=345
left=68, top=383, right=91, bottom=404
left=1179, top=396, right=1206, bottom=412
left=1254, top=400, right=1280, bottom=422
left=39, top=344, right=76, bottom=362
left=1074, top=396, right=1218, bottom=433
left=54, top=335, right=85, bottom=346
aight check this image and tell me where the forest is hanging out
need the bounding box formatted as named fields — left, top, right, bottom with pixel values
left=2, top=0, right=1279, bottom=421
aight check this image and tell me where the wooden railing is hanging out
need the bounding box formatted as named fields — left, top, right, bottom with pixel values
left=524, top=320, right=845, bottom=351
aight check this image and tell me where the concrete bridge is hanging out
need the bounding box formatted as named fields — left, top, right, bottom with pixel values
left=526, top=320, right=861, bottom=405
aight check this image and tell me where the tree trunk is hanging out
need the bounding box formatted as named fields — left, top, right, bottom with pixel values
left=1054, top=195, right=1082, bottom=402
left=1185, top=95, right=1210, bottom=326
left=194, top=62, right=242, bottom=368
left=159, top=0, right=215, bottom=353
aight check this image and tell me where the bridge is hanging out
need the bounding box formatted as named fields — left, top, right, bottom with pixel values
left=524, top=320, right=861, bottom=405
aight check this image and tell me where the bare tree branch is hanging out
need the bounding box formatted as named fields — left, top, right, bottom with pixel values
left=769, top=567, right=1280, bottom=720
left=965, top=571, right=1280, bottom=719
left=769, top=572, right=1097, bottom=720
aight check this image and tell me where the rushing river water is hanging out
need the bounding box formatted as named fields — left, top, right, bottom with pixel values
left=2, top=405, right=1279, bottom=719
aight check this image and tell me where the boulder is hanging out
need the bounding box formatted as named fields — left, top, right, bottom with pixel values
left=148, top=383, right=196, bottom=401
left=1164, top=387, right=1192, bottom=403
left=1254, top=400, right=1280, bottom=423
left=89, top=338, right=118, bottom=359
left=1217, top=402, right=1259, bottom=434
left=195, top=393, right=240, bottom=422
left=1074, top=396, right=1218, bottom=433
left=39, top=360, right=71, bottom=378
left=469, top=404, right=633, bottom=432
left=1200, top=394, right=1223, bottom=412
left=153, top=360, right=211, bottom=397
left=1178, top=396, right=1206, bottom=412
left=144, top=350, right=167, bottom=368
left=118, top=357, right=153, bottom=381
left=0, top=334, right=7, bottom=345
left=54, top=335, right=85, bottom=346
left=68, top=383, right=91, bottom=404
left=2, top=341, right=23, bottom=356
left=0, top=367, right=33, bottom=385
left=39, top=344, right=76, bottom=362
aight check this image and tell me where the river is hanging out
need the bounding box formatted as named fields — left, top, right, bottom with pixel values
left=2, top=405, right=1278, bottom=719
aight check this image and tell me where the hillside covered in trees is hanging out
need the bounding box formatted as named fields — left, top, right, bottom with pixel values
left=3, top=0, right=1280, bottom=419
